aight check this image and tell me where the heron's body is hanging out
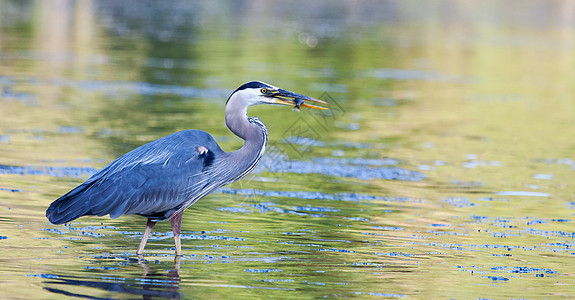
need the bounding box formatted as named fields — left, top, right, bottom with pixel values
left=47, top=130, right=229, bottom=223
left=46, top=81, right=326, bottom=255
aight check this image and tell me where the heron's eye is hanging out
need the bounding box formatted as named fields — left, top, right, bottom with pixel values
left=260, top=88, right=268, bottom=94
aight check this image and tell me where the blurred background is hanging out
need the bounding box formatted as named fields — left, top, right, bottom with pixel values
left=1, top=0, right=574, bottom=298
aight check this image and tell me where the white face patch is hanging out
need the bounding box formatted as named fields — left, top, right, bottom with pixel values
left=235, top=88, right=270, bottom=106
left=227, top=81, right=281, bottom=108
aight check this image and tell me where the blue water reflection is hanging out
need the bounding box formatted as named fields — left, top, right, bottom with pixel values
left=2, top=0, right=575, bottom=299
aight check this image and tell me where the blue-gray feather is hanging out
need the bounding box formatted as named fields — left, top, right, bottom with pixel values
left=47, top=81, right=272, bottom=229
left=46, top=130, right=225, bottom=224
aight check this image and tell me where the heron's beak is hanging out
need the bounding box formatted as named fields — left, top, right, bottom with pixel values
left=268, top=89, right=328, bottom=110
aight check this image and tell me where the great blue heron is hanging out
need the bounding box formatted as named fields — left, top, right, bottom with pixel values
left=46, top=81, right=326, bottom=255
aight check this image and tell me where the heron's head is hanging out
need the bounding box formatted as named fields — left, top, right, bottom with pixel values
left=226, top=81, right=327, bottom=111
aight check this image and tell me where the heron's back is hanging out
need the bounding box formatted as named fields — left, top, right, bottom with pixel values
left=46, top=130, right=225, bottom=224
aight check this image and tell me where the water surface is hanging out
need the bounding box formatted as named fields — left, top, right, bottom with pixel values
left=1, top=1, right=574, bottom=299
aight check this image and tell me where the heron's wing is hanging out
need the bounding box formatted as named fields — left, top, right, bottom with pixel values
left=97, top=158, right=208, bottom=219
left=46, top=130, right=222, bottom=224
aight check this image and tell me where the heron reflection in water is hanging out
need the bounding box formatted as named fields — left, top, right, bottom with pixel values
left=46, top=81, right=327, bottom=255
left=43, top=256, right=182, bottom=299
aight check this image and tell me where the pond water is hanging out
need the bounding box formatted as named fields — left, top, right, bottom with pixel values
left=1, top=1, right=574, bottom=299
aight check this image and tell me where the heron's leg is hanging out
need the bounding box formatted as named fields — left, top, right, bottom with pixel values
left=137, top=219, right=156, bottom=255
left=169, top=211, right=183, bottom=256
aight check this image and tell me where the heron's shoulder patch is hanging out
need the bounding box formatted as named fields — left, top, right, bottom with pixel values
left=198, top=146, right=215, bottom=169
left=196, top=146, right=209, bottom=155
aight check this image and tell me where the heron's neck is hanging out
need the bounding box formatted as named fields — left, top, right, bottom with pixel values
left=224, top=102, right=268, bottom=168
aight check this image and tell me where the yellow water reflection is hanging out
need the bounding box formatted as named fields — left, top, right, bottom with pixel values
left=1, top=1, right=574, bottom=299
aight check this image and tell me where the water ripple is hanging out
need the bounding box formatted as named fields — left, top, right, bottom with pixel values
left=257, top=158, right=425, bottom=181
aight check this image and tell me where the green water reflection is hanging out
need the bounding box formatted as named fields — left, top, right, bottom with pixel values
left=1, top=1, right=574, bottom=299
